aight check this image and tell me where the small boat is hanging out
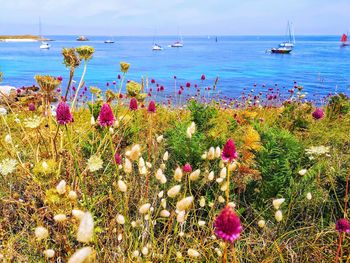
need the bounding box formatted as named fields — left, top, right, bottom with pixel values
left=40, top=41, right=51, bottom=49
left=77, top=36, right=89, bottom=41
left=340, top=33, right=350, bottom=47
left=152, top=43, right=162, bottom=51
left=279, top=21, right=295, bottom=48
left=171, top=41, right=183, bottom=48
left=38, top=17, right=51, bottom=49
left=104, top=40, right=114, bottom=44
left=271, top=47, right=292, bottom=54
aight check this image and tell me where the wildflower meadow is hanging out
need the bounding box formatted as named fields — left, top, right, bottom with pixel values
left=0, top=46, right=349, bottom=262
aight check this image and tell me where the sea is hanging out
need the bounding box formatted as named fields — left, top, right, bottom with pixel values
left=0, top=35, right=349, bottom=99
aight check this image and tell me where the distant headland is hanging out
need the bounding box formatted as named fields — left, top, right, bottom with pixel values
left=0, top=35, right=49, bottom=42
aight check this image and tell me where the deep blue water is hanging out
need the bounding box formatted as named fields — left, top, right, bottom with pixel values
left=0, top=35, right=349, bottom=98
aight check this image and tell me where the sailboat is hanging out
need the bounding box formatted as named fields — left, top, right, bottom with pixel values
left=152, top=29, right=163, bottom=50
left=39, top=18, right=51, bottom=49
left=171, top=30, right=183, bottom=47
left=279, top=21, right=295, bottom=48
left=341, top=33, right=349, bottom=47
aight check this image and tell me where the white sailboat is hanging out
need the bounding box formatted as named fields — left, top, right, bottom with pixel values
left=279, top=21, right=295, bottom=48
left=171, top=30, right=183, bottom=47
left=39, top=18, right=50, bottom=49
left=152, top=29, right=163, bottom=50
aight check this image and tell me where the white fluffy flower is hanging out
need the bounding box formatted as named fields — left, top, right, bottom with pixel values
left=68, top=247, right=93, bottom=263
left=43, top=249, right=55, bottom=258
left=24, top=115, right=42, bottom=129
left=306, top=192, right=312, bottom=200
left=56, top=180, right=66, bottom=195
left=35, top=226, right=49, bottom=240
left=176, top=196, right=194, bottom=211
left=198, top=220, right=206, bottom=226
left=124, top=158, right=132, bottom=174
left=0, top=107, right=7, bottom=116
left=139, top=203, right=151, bottom=214
left=167, top=185, right=181, bottom=198
left=54, top=214, right=67, bottom=222
left=199, top=196, right=206, bottom=207
left=275, top=210, right=283, bottom=222
left=116, top=214, right=125, bottom=225
left=298, top=169, right=307, bottom=176
left=176, top=211, right=186, bottom=223
left=77, top=212, right=94, bottom=243
left=273, top=198, right=285, bottom=210
left=117, top=180, right=127, bottom=192
left=163, top=151, right=169, bottom=161
left=174, top=167, right=183, bottom=182
left=4, top=134, right=12, bottom=144
left=219, top=167, right=227, bottom=178
left=87, top=155, right=103, bottom=172
left=207, top=147, right=215, bottom=160
left=155, top=168, right=167, bottom=184
left=90, top=116, right=95, bottom=125
left=129, top=144, right=141, bottom=161
left=189, top=169, right=201, bottom=181
left=188, top=249, right=200, bottom=258
left=0, top=158, right=17, bottom=176
left=215, top=146, right=221, bottom=158
left=258, top=219, right=266, bottom=228
left=72, top=209, right=85, bottom=220
left=68, top=190, right=78, bottom=200
left=156, top=135, right=164, bottom=143
left=160, top=210, right=170, bottom=217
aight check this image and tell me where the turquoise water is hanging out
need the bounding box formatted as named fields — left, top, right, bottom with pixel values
left=0, top=35, right=349, bottom=98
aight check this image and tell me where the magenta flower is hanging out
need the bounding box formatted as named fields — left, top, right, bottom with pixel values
left=129, top=98, right=138, bottom=111
left=28, top=103, right=36, bottom=111
left=336, top=218, right=350, bottom=233
left=201, top=74, right=206, bottom=81
left=98, top=103, right=115, bottom=127
left=222, top=139, right=238, bottom=162
left=214, top=205, right=242, bottom=243
left=312, top=108, right=324, bottom=120
left=148, top=100, right=156, bottom=113
left=56, top=101, right=73, bottom=125
left=183, top=163, right=192, bottom=173
left=114, top=153, right=122, bottom=165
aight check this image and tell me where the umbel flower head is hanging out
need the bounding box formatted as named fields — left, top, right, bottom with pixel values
left=56, top=101, right=73, bottom=125
left=222, top=139, right=238, bottom=162
left=214, top=205, right=242, bottom=243
left=98, top=103, right=115, bottom=127
left=336, top=218, right=350, bottom=233
left=120, top=61, right=130, bottom=73
left=62, top=47, right=80, bottom=68
left=126, top=81, right=142, bottom=97
left=35, top=75, right=62, bottom=93
left=129, top=98, right=138, bottom=111
left=312, top=108, right=324, bottom=120
left=148, top=100, right=156, bottom=113
left=75, top=46, right=95, bottom=61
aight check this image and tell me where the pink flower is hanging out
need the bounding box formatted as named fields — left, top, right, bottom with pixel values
left=151, top=79, right=155, bottom=84
left=129, top=98, right=138, bottom=111
left=28, top=103, right=36, bottom=111
left=336, top=218, right=350, bottom=233
left=214, top=205, right=242, bottom=243
left=186, top=82, right=191, bottom=88
left=57, top=76, right=63, bottom=81
left=148, top=100, right=156, bottom=113
left=183, top=163, right=192, bottom=173
left=201, top=74, right=206, bottom=81
left=56, top=101, right=73, bottom=125
left=98, top=103, right=115, bottom=127
left=222, top=139, right=238, bottom=162
left=114, top=153, right=122, bottom=165
left=312, top=108, right=324, bottom=120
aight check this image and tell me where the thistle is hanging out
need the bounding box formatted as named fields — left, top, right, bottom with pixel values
left=214, top=205, right=242, bottom=243
left=98, top=103, right=115, bottom=127
left=56, top=101, right=73, bottom=125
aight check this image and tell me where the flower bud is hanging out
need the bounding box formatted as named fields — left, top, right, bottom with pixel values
left=167, top=185, right=181, bottom=198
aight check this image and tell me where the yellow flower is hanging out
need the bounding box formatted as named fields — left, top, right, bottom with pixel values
left=35, top=75, right=61, bottom=93
left=62, top=47, right=80, bottom=68
left=76, top=46, right=95, bottom=61
left=126, top=81, right=142, bottom=97
left=120, top=62, right=130, bottom=73
left=89, top=86, right=101, bottom=94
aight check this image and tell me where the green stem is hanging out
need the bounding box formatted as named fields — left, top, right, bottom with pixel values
left=71, top=60, right=87, bottom=111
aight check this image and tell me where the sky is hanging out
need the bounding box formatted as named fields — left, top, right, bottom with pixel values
left=0, top=0, right=349, bottom=36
